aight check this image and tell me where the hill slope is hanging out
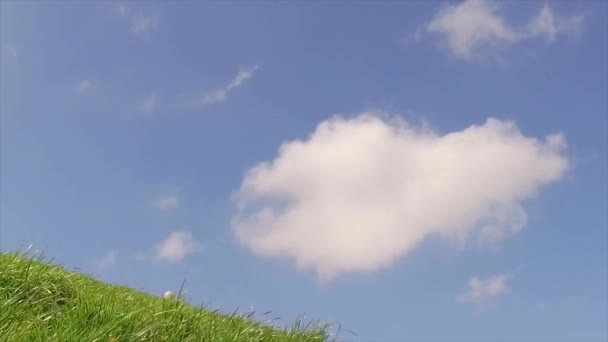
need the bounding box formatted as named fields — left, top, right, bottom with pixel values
left=0, top=251, right=330, bottom=341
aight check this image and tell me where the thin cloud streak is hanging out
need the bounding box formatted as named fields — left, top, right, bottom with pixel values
left=181, top=65, right=260, bottom=109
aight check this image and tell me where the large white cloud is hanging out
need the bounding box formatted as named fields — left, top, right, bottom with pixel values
left=231, top=113, right=568, bottom=281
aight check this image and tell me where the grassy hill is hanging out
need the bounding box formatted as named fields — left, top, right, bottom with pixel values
left=0, top=251, right=332, bottom=341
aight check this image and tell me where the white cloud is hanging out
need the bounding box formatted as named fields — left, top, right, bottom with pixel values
left=402, top=26, right=425, bottom=46
left=77, top=80, right=91, bottom=93
left=131, top=14, right=159, bottom=38
left=154, top=192, right=179, bottom=212
left=427, top=0, right=519, bottom=60
left=457, top=274, right=511, bottom=310
left=115, top=4, right=159, bottom=38
left=155, top=231, right=202, bottom=262
left=527, top=3, right=585, bottom=43
left=183, top=65, right=259, bottom=109
left=137, top=92, right=157, bottom=114
left=231, top=113, right=569, bottom=282
left=96, top=250, right=117, bottom=271
left=3, top=44, right=19, bottom=58
left=419, top=0, right=584, bottom=60
left=116, top=3, right=129, bottom=16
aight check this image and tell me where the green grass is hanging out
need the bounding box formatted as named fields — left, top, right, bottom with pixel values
left=0, top=251, right=334, bottom=342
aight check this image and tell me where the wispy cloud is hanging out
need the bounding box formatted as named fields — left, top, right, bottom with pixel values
left=457, top=274, right=511, bottom=311
left=182, top=65, right=259, bottom=109
left=2, top=44, right=19, bottom=58
left=137, top=92, right=157, bottom=114
left=153, top=189, right=179, bottom=212
left=527, top=3, right=585, bottom=43
left=231, top=113, right=568, bottom=282
left=534, top=296, right=583, bottom=313
left=412, top=0, right=585, bottom=61
left=116, top=3, right=129, bottom=16
left=115, top=3, right=159, bottom=38
left=427, top=0, right=518, bottom=60
left=155, top=231, right=202, bottom=263
left=77, top=80, right=92, bottom=93
left=131, top=14, right=160, bottom=38
left=96, top=250, right=118, bottom=272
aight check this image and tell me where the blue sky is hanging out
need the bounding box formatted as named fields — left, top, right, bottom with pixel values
left=1, top=1, right=606, bottom=341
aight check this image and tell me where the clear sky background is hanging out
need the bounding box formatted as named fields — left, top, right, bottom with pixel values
left=1, top=1, right=606, bottom=341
